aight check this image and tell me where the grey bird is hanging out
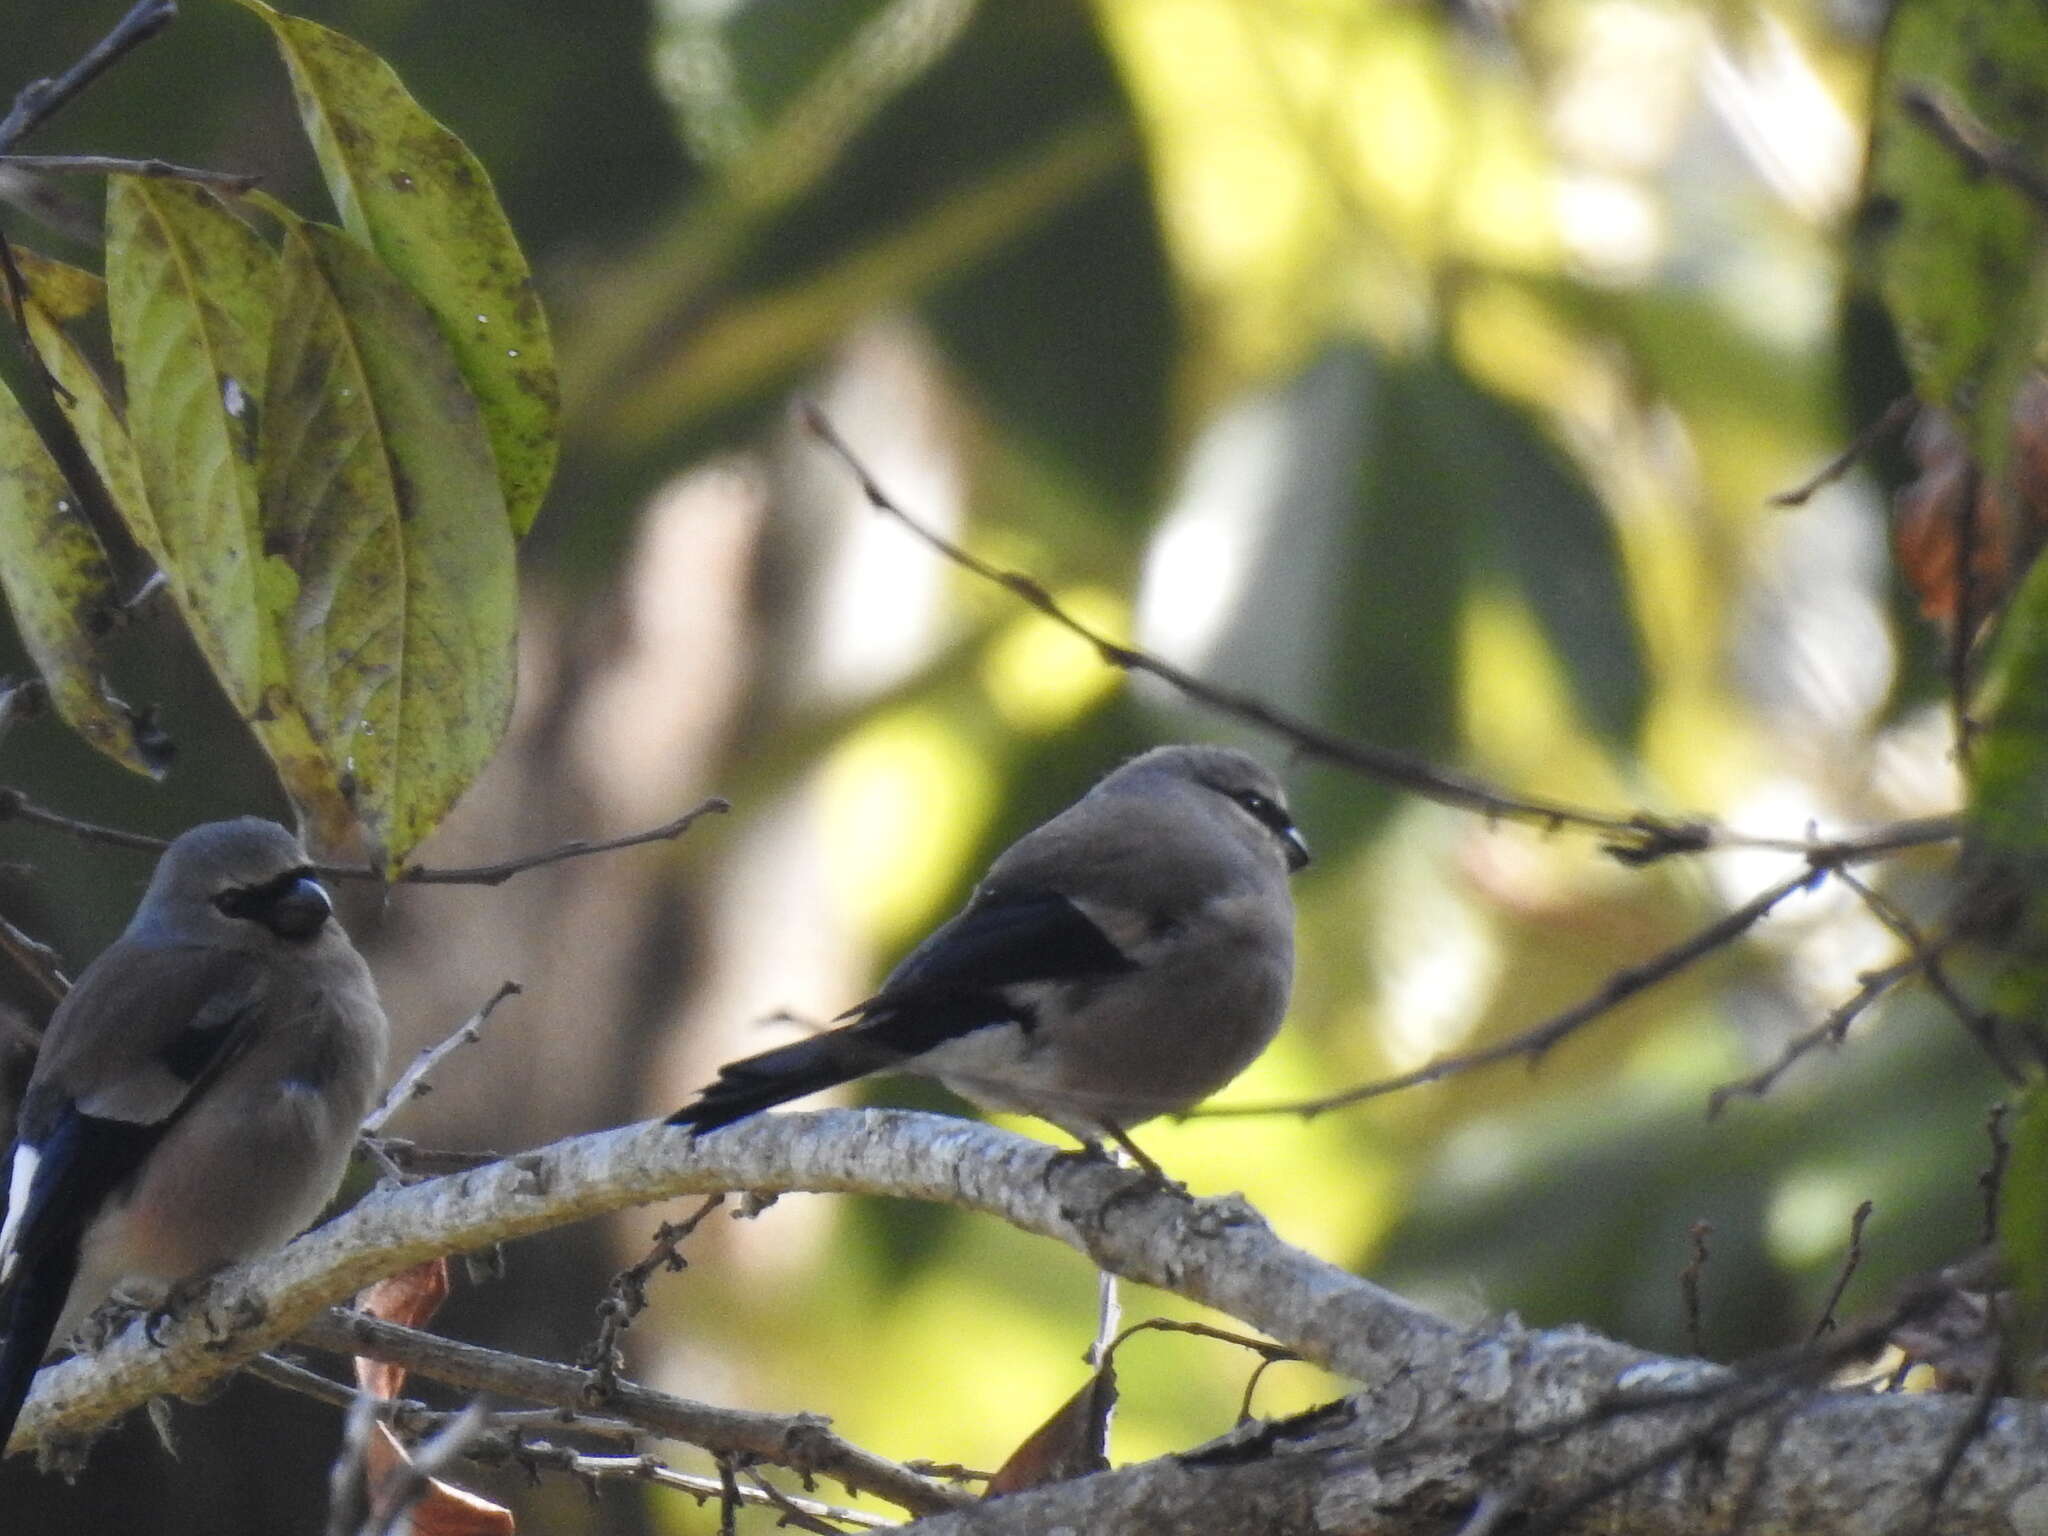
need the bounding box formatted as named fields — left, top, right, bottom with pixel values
left=669, top=744, right=1308, bottom=1161
left=0, top=818, right=388, bottom=1455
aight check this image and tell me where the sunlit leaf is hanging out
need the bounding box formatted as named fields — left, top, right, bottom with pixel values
left=1866, top=0, right=2048, bottom=474
left=0, top=372, right=160, bottom=775
left=261, top=219, right=517, bottom=874
left=237, top=0, right=558, bottom=535
left=105, top=175, right=275, bottom=715
left=1410, top=355, right=1647, bottom=746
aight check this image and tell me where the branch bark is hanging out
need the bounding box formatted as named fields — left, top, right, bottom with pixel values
left=9, top=1110, right=2047, bottom=1534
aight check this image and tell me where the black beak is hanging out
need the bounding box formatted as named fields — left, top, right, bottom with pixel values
left=266, top=875, right=334, bottom=939
left=1281, top=825, right=1311, bottom=873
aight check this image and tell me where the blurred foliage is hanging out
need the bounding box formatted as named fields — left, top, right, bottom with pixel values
left=1, top=0, right=2043, bottom=1531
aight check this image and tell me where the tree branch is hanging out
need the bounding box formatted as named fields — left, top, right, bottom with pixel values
left=8, top=1111, right=2042, bottom=1533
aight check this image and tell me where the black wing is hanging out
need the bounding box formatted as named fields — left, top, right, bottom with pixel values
left=669, top=887, right=1133, bottom=1131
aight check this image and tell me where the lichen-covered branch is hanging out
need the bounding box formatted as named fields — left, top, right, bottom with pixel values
left=12, top=1110, right=2048, bottom=1533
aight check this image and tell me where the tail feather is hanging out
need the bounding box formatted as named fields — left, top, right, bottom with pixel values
left=667, top=1032, right=894, bottom=1132
left=0, top=1248, right=76, bottom=1458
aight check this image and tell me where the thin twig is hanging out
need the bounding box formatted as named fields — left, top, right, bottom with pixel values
left=0, top=0, right=177, bottom=153
left=805, top=403, right=1977, bottom=871
left=1811, top=1201, right=1874, bottom=1341
left=248, top=1352, right=640, bottom=1441
left=802, top=402, right=1683, bottom=851
left=1680, top=1222, right=1712, bottom=1357
left=514, top=1445, right=892, bottom=1530
left=1707, top=954, right=1921, bottom=1114
left=1835, top=867, right=2024, bottom=1081
left=1980, top=1104, right=2009, bottom=1246
left=584, top=1197, right=727, bottom=1404
left=380, top=799, right=730, bottom=886
left=362, top=982, right=522, bottom=1135
left=1199, top=866, right=1823, bottom=1118
left=0, top=153, right=256, bottom=189
left=1770, top=395, right=1917, bottom=507
left=0, top=788, right=731, bottom=885
left=296, top=1308, right=965, bottom=1516
left=0, top=910, right=68, bottom=1001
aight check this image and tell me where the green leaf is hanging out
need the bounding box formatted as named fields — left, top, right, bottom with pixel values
left=1402, top=356, right=1646, bottom=746
left=236, top=0, right=558, bottom=536
left=0, top=371, right=161, bottom=775
left=1865, top=0, right=2048, bottom=473
left=105, top=176, right=275, bottom=716
left=13, top=249, right=165, bottom=567
left=1967, top=526, right=2048, bottom=1033
left=261, top=220, right=517, bottom=874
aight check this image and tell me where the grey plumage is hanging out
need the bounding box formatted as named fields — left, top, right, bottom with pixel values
left=0, top=818, right=388, bottom=1455
left=670, top=744, right=1307, bottom=1145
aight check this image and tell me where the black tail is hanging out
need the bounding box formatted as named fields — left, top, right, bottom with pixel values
left=667, top=1031, right=896, bottom=1132
left=0, top=1248, right=76, bottom=1458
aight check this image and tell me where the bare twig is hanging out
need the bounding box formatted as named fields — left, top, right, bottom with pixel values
left=0, top=909, right=68, bottom=1001
left=803, top=402, right=1686, bottom=850
left=0, top=0, right=177, bottom=153
left=805, top=404, right=1979, bottom=875
left=1835, top=867, right=2025, bottom=1081
left=0, top=154, right=256, bottom=189
left=1812, top=1201, right=1874, bottom=1341
left=1771, top=395, right=1917, bottom=507
left=1708, top=954, right=1921, bottom=1114
left=514, top=1444, right=892, bottom=1530
left=1681, top=1222, right=1713, bottom=1357
left=584, top=1197, right=727, bottom=1404
left=296, top=1308, right=964, bottom=1517
left=362, top=982, right=522, bottom=1135
left=1201, top=865, right=1822, bottom=1118
left=0, top=788, right=730, bottom=885
left=380, top=799, right=730, bottom=886
left=1980, top=1104, right=2009, bottom=1246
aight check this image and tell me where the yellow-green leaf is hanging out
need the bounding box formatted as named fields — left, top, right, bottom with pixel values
left=0, top=373, right=161, bottom=775
left=236, top=0, right=557, bottom=536
left=261, top=219, right=516, bottom=874
left=105, top=176, right=276, bottom=714
left=14, top=249, right=165, bottom=564
left=1867, top=0, right=2048, bottom=473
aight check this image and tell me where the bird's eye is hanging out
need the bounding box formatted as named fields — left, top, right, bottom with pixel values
left=213, top=867, right=330, bottom=939
left=1231, top=789, right=1281, bottom=826
left=213, top=886, right=260, bottom=921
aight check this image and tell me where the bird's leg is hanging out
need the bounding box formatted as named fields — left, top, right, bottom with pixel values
left=75, top=1289, right=155, bottom=1353
left=1086, top=1269, right=1123, bottom=1367
left=1099, top=1120, right=1189, bottom=1199
left=143, top=1264, right=263, bottom=1347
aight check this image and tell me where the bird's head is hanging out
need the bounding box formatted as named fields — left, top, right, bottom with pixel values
left=132, top=817, right=337, bottom=947
left=1104, top=744, right=1312, bottom=874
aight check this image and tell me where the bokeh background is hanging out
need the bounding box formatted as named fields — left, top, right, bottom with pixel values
left=0, top=0, right=1995, bottom=1530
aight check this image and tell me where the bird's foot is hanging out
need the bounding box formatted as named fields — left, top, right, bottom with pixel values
left=75, top=1294, right=151, bottom=1353
left=1098, top=1122, right=1192, bottom=1203
left=143, top=1267, right=258, bottom=1347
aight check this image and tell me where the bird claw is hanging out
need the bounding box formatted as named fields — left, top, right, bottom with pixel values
left=142, top=1268, right=259, bottom=1347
